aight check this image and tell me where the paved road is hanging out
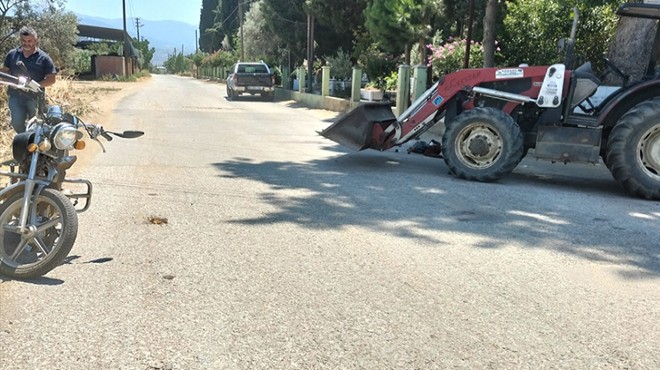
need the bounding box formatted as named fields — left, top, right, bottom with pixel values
left=1, top=74, right=659, bottom=369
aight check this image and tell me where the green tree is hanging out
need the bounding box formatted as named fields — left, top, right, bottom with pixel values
left=217, top=0, right=240, bottom=50
left=324, top=48, right=352, bottom=80
left=365, top=0, right=414, bottom=64
left=242, top=0, right=278, bottom=62
left=365, top=0, right=437, bottom=65
left=305, top=0, right=368, bottom=58
left=261, top=0, right=307, bottom=68
left=132, top=37, right=155, bottom=69
left=199, top=0, right=220, bottom=52
left=440, top=0, right=488, bottom=41
left=0, top=0, right=28, bottom=49
left=202, top=48, right=236, bottom=68
left=1, top=0, right=78, bottom=69
left=502, top=0, right=619, bottom=69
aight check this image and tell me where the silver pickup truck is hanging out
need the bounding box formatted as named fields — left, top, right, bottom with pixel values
left=226, top=61, right=275, bottom=101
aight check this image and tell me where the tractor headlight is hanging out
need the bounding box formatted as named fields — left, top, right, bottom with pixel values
left=51, top=123, right=82, bottom=150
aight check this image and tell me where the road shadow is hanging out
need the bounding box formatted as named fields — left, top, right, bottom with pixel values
left=0, top=256, right=113, bottom=284
left=0, top=275, right=64, bottom=285
left=213, top=150, right=660, bottom=278
left=225, top=95, right=274, bottom=102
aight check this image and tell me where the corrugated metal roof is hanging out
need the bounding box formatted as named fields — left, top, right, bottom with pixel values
left=76, top=24, right=138, bottom=58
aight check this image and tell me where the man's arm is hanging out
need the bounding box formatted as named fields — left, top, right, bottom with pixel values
left=40, top=73, right=56, bottom=87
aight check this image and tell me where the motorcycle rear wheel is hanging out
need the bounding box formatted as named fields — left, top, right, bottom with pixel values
left=0, top=188, right=78, bottom=279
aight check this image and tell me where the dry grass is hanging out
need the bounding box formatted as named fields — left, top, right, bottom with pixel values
left=0, top=75, right=135, bottom=175
left=0, top=76, right=137, bottom=187
left=0, top=92, right=13, bottom=163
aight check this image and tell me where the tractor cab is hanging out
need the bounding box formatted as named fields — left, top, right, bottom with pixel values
left=617, top=2, right=660, bottom=80
left=620, top=3, right=659, bottom=76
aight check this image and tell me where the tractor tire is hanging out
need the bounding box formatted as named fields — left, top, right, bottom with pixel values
left=442, top=107, right=524, bottom=182
left=605, top=99, right=660, bottom=200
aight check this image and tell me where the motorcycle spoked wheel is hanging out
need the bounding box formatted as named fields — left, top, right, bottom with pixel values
left=0, top=188, right=78, bottom=279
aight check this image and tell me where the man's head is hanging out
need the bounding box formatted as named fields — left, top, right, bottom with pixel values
left=18, top=26, right=38, bottom=55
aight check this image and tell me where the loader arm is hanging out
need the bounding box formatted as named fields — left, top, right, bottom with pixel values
left=318, top=80, right=463, bottom=151
left=320, top=65, right=568, bottom=151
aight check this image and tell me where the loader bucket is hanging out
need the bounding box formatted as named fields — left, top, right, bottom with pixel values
left=319, top=102, right=397, bottom=151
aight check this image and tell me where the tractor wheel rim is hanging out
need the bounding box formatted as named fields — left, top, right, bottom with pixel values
left=456, top=123, right=503, bottom=169
left=637, top=123, right=660, bottom=180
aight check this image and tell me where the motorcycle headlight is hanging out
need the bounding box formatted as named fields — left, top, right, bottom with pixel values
left=51, top=123, right=82, bottom=150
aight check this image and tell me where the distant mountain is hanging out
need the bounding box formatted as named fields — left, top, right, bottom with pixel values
left=74, top=13, right=198, bottom=66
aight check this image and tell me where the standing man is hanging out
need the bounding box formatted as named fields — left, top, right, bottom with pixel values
left=1, top=26, right=57, bottom=133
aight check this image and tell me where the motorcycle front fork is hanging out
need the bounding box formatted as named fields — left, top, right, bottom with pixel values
left=18, top=149, right=42, bottom=233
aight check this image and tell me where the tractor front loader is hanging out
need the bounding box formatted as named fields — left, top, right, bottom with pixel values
left=320, top=2, right=660, bottom=200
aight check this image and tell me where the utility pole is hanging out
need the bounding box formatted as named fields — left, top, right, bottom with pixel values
left=306, top=13, right=314, bottom=93
left=238, top=0, right=244, bottom=60
left=135, top=17, right=144, bottom=42
left=122, top=0, right=129, bottom=76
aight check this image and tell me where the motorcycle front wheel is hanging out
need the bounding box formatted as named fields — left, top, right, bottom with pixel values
left=0, top=188, right=78, bottom=279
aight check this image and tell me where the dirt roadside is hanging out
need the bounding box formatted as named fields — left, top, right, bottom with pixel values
left=63, top=78, right=150, bottom=170
left=0, top=78, right=149, bottom=179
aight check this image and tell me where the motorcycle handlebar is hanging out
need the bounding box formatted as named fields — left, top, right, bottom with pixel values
left=0, top=70, right=19, bottom=83
left=0, top=70, right=42, bottom=94
left=83, top=122, right=143, bottom=141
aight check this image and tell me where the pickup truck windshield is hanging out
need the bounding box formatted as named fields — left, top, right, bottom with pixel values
left=238, top=65, right=269, bottom=73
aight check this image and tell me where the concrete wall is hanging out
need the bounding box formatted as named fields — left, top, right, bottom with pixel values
left=273, top=65, right=421, bottom=114
left=95, top=56, right=134, bottom=78
left=274, top=88, right=363, bottom=113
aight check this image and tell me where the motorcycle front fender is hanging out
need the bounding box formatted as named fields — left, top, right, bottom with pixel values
left=0, top=180, right=47, bottom=204
left=0, top=181, right=27, bottom=203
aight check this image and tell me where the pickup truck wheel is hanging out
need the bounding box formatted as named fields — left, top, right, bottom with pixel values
left=442, top=107, right=524, bottom=182
left=227, top=86, right=239, bottom=100
left=606, top=98, right=660, bottom=200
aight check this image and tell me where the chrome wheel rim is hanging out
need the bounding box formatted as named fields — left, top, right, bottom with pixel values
left=455, top=123, right=503, bottom=169
left=0, top=196, right=64, bottom=269
left=637, top=123, right=660, bottom=181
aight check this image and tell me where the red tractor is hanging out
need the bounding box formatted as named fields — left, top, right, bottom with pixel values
left=321, top=3, right=660, bottom=200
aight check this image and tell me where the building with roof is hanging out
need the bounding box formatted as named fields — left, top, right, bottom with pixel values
left=76, top=24, right=138, bottom=78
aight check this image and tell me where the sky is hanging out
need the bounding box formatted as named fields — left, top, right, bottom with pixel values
left=64, top=0, right=202, bottom=26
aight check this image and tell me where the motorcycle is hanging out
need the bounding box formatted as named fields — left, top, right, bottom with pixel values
left=0, top=69, right=143, bottom=279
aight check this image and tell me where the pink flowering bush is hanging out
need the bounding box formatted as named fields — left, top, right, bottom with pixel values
left=427, top=38, right=495, bottom=77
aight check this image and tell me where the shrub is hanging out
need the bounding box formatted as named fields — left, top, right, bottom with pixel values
left=325, top=48, right=353, bottom=80
left=427, top=37, right=487, bottom=77
left=358, top=45, right=399, bottom=82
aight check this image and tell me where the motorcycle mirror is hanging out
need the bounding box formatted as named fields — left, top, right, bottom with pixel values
left=62, top=113, right=78, bottom=124
left=109, top=130, right=144, bottom=139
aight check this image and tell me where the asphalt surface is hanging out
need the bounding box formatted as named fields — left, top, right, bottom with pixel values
left=1, top=74, right=659, bottom=370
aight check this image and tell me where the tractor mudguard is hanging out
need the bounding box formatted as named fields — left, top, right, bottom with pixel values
left=596, top=79, right=660, bottom=128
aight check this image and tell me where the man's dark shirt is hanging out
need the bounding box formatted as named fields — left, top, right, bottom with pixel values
left=3, top=47, right=56, bottom=97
